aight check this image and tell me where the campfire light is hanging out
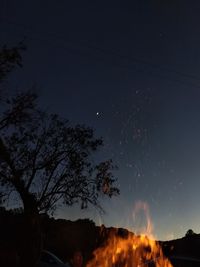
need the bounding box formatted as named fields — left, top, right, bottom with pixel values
left=86, top=202, right=173, bottom=267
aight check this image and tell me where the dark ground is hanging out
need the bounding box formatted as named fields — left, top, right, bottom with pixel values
left=1, top=208, right=200, bottom=267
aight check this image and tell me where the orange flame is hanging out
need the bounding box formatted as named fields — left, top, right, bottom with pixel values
left=87, top=202, right=173, bottom=267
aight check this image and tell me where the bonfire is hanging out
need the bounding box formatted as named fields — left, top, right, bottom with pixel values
left=87, top=202, right=173, bottom=267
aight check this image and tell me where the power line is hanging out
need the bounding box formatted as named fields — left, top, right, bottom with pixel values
left=1, top=18, right=200, bottom=89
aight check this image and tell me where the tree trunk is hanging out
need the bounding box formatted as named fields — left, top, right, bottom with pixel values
left=19, top=197, right=43, bottom=267
left=10, top=178, right=43, bottom=267
left=19, top=212, right=42, bottom=267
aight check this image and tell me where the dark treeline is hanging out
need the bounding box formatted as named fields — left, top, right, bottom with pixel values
left=1, top=207, right=200, bottom=266
left=0, top=207, right=129, bottom=265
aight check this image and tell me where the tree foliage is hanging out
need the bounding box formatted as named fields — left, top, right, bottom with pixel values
left=0, top=42, right=25, bottom=82
left=185, top=229, right=196, bottom=237
left=0, top=46, right=119, bottom=216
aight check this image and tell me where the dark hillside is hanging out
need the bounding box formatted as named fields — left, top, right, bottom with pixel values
left=1, top=208, right=200, bottom=266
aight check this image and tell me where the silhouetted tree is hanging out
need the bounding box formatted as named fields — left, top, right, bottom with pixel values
left=0, top=94, right=119, bottom=214
left=0, top=46, right=119, bottom=214
left=0, top=45, right=119, bottom=267
left=185, top=229, right=196, bottom=237
left=0, top=42, right=25, bottom=82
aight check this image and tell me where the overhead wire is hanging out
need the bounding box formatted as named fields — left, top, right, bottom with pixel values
left=1, top=18, right=200, bottom=89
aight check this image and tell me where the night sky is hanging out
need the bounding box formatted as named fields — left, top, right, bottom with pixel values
left=1, top=0, right=200, bottom=240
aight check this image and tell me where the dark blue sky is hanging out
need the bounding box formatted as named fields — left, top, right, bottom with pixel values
left=1, top=0, right=200, bottom=240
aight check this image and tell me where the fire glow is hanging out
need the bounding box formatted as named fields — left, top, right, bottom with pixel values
left=87, top=202, right=173, bottom=267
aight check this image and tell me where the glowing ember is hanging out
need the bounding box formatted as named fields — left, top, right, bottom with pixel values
left=86, top=202, right=173, bottom=267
